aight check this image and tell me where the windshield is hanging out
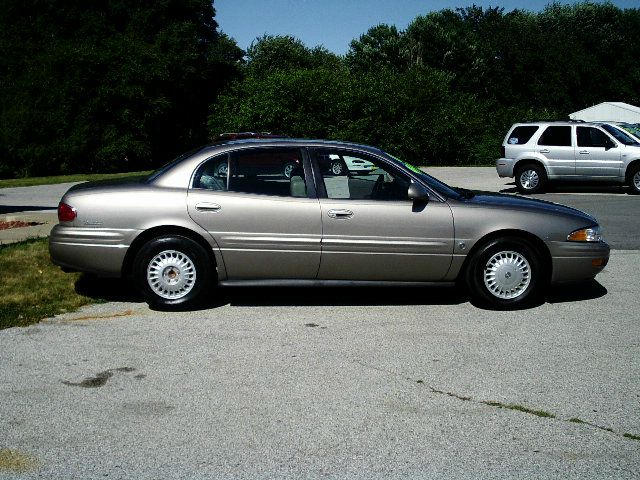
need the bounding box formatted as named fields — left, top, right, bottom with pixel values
left=386, top=153, right=462, bottom=199
left=619, top=123, right=640, bottom=141
left=601, top=124, right=640, bottom=146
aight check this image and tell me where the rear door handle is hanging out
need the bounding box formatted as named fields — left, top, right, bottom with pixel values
left=539, top=149, right=550, bottom=154
left=579, top=150, right=590, bottom=154
left=195, top=202, right=221, bottom=212
left=327, top=209, right=353, bottom=219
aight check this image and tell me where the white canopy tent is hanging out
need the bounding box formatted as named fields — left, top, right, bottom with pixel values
left=569, top=102, right=640, bottom=123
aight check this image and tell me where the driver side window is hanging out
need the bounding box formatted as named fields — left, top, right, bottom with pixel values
left=316, top=150, right=411, bottom=201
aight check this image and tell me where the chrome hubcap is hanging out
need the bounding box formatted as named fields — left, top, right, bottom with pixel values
left=147, top=250, right=196, bottom=300
left=633, top=171, right=640, bottom=191
left=520, top=169, right=539, bottom=190
left=483, top=250, right=531, bottom=300
left=331, top=162, right=344, bottom=175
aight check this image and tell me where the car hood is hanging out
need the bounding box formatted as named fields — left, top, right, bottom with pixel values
left=457, top=190, right=597, bottom=224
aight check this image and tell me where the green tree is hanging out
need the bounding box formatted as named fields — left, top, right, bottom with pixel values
left=0, top=0, right=242, bottom=177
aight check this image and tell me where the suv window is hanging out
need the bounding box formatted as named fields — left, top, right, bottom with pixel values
left=192, top=148, right=306, bottom=197
left=577, top=127, right=611, bottom=148
left=601, top=124, right=640, bottom=146
left=507, top=126, right=539, bottom=145
left=316, top=150, right=411, bottom=201
left=538, top=126, right=572, bottom=147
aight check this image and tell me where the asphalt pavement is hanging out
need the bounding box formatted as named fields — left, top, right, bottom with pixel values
left=0, top=168, right=638, bottom=478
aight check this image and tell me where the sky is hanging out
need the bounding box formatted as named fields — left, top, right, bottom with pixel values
left=215, top=0, right=638, bottom=55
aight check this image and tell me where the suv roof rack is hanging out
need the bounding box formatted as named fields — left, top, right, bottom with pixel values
left=217, top=132, right=288, bottom=140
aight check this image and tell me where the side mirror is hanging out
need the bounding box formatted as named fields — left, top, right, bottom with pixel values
left=408, top=182, right=430, bottom=201
left=605, top=139, right=616, bottom=150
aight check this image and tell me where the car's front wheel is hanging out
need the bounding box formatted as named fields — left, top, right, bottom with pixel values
left=465, top=237, right=544, bottom=308
left=133, top=235, right=213, bottom=309
left=515, top=163, right=546, bottom=194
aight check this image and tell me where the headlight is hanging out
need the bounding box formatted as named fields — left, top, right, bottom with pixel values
left=567, top=226, right=603, bottom=242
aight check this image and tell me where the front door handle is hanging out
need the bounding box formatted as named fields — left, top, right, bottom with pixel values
left=579, top=150, right=590, bottom=154
left=195, top=202, right=221, bottom=212
left=327, top=209, right=353, bottom=219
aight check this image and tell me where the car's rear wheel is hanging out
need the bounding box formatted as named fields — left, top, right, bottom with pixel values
left=466, top=237, right=544, bottom=308
left=331, top=161, right=345, bottom=175
left=515, top=163, right=546, bottom=194
left=133, top=235, right=213, bottom=309
left=627, top=164, right=640, bottom=194
left=282, top=162, right=296, bottom=179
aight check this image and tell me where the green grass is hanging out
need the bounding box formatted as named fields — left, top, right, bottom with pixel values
left=0, top=238, right=97, bottom=329
left=0, top=170, right=152, bottom=188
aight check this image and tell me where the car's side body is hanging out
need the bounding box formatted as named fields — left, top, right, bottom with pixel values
left=50, top=138, right=609, bottom=309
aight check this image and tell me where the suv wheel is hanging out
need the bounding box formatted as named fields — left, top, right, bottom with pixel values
left=515, top=163, right=546, bottom=194
left=627, top=164, right=640, bottom=194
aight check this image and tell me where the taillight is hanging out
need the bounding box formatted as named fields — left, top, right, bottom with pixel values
left=58, top=202, right=77, bottom=222
left=500, top=146, right=505, bottom=157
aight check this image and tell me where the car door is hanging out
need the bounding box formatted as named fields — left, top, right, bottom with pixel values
left=575, top=126, right=621, bottom=178
left=536, top=125, right=575, bottom=176
left=187, top=147, right=322, bottom=279
left=311, top=149, right=454, bottom=281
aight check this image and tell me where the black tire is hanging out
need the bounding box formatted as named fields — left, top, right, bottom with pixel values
left=465, top=237, right=545, bottom=309
left=627, top=163, right=640, bottom=194
left=515, top=163, right=547, bottom=194
left=133, top=235, right=213, bottom=309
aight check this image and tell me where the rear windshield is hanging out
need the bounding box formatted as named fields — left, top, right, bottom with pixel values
left=507, top=126, right=539, bottom=145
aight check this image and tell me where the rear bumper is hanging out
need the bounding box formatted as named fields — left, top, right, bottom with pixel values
left=549, top=241, right=610, bottom=284
left=49, top=224, right=139, bottom=277
left=496, top=158, right=515, bottom=178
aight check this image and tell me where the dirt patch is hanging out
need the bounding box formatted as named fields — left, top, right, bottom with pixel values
left=0, top=220, right=43, bottom=230
left=0, top=449, right=40, bottom=472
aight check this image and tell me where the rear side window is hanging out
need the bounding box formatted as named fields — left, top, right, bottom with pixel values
left=538, top=126, right=572, bottom=147
left=192, top=148, right=307, bottom=197
left=507, top=126, right=539, bottom=145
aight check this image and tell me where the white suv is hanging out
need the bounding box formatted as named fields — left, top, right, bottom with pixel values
left=496, top=121, right=640, bottom=194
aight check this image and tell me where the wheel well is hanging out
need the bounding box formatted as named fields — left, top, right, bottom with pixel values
left=515, top=159, right=546, bottom=176
left=121, top=225, right=216, bottom=279
left=625, top=159, right=640, bottom=182
left=458, top=229, right=552, bottom=284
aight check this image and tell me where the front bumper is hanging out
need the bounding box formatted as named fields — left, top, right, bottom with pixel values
left=549, top=240, right=610, bottom=284
left=49, top=224, right=139, bottom=277
left=496, top=158, right=515, bottom=178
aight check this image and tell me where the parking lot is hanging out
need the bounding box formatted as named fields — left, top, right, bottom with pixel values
left=1, top=169, right=639, bottom=479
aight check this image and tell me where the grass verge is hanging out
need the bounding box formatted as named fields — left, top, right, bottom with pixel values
left=0, top=238, right=97, bottom=329
left=0, top=170, right=152, bottom=188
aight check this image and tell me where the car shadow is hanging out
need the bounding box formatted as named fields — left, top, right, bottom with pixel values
left=544, top=279, right=608, bottom=304
left=499, top=181, right=632, bottom=195
left=75, top=274, right=143, bottom=303
left=212, top=285, right=466, bottom=308
left=74, top=275, right=608, bottom=311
